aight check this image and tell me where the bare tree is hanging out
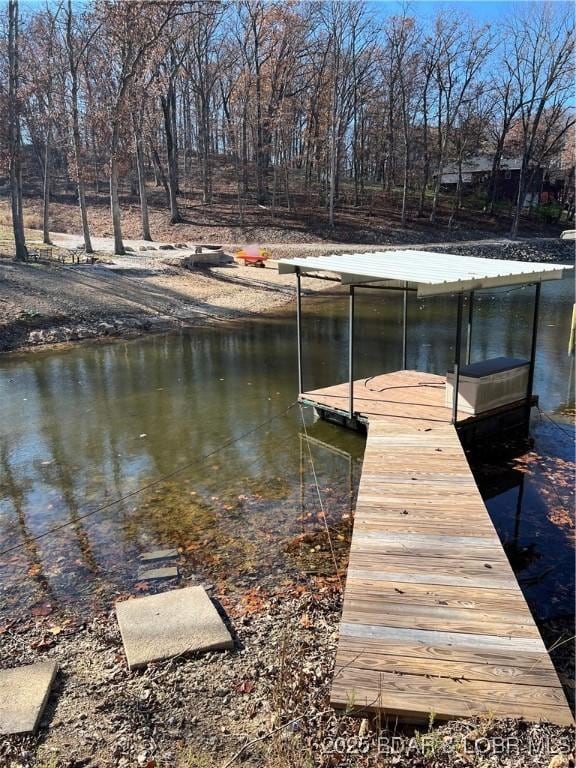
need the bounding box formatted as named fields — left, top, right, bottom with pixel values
left=322, top=1, right=375, bottom=229
left=507, top=5, right=575, bottom=236
left=185, top=2, right=224, bottom=205
left=429, top=14, right=493, bottom=223
left=21, top=5, right=65, bottom=245
left=386, top=11, right=421, bottom=226
left=7, top=0, right=27, bottom=261
left=448, top=94, right=489, bottom=227
left=98, top=1, right=177, bottom=253
left=416, top=31, right=441, bottom=217
left=65, top=0, right=98, bottom=253
left=484, top=50, right=522, bottom=215
left=157, top=31, right=187, bottom=224
left=131, top=87, right=152, bottom=241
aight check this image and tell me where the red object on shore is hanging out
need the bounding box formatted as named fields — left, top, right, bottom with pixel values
left=235, top=247, right=270, bottom=267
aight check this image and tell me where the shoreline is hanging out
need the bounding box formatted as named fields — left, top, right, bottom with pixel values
left=1, top=237, right=573, bottom=356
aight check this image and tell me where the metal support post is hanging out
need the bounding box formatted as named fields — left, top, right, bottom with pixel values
left=348, top=286, right=355, bottom=419
left=402, top=285, right=408, bottom=370
left=465, top=290, right=474, bottom=365
left=525, top=282, right=541, bottom=419
left=296, top=269, right=303, bottom=394
left=452, top=293, right=464, bottom=425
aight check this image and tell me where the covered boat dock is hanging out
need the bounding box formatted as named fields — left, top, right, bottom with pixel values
left=278, top=250, right=574, bottom=725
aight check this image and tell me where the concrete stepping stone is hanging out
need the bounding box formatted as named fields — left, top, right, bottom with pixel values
left=0, top=661, right=58, bottom=734
left=116, top=586, right=233, bottom=669
left=137, top=565, right=179, bottom=581
left=139, top=548, right=178, bottom=563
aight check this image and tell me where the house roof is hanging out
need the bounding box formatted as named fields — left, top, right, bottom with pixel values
left=276, top=250, right=572, bottom=297
left=435, top=156, right=524, bottom=179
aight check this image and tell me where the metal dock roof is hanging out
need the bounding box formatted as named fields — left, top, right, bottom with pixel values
left=277, top=250, right=572, bottom=297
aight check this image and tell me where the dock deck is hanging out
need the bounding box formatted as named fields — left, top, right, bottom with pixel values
left=303, top=373, right=573, bottom=725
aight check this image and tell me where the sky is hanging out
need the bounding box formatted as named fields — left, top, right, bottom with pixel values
left=371, top=0, right=574, bottom=26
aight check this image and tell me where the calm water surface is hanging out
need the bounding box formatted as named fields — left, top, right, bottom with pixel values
left=0, top=278, right=574, bottom=622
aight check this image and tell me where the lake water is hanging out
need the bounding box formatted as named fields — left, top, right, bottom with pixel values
left=0, top=277, right=573, bottom=624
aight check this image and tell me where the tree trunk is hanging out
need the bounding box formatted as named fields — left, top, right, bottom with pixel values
left=429, top=170, right=441, bottom=223
left=8, top=0, right=28, bottom=262
left=429, top=106, right=446, bottom=224
left=161, top=92, right=182, bottom=224
left=110, top=124, right=125, bottom=254
left=418, top=85, right=430, bottom=217
left=169, top=78, right=179, bottom=193
left=253, top=24, right=266, bottom=203
left=42, top=131, right=51, bottom=244
left=487, top=150, right=502, bottom=214
left=134, top=116, right=152, bottom=241
left=401, top=138, right=409, bottom=228
left=149, top=141, right=170, bottom=203
left=328, top=72, right=339, bottom=229
left=241, top=101, right=248, bottom=193
left=430, top=129, right=447, bottom=223
left=199, top=95, right=211, bottom=204
left=328, top=119, right=337, bottom=228
left=449, top=154, right=463, bottom=229
left=511, top=155, right=528, bottom=237
left=66, top=0, right=93, bottom=253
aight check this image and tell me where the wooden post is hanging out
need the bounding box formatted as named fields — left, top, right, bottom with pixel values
left=452, top=293, right=464, bottom=425
left=349, top=286, right=355, bottom=419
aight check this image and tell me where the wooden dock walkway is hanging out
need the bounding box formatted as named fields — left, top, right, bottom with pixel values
left=302, top=374, right=573, bottom=725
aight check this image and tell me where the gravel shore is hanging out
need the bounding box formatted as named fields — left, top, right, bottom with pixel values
left=0, top=238, right=573, bottom=354
left=1, top=577, right=573, bottom=768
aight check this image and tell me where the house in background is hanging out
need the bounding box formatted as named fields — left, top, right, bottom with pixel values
left=435, top=156, right=529, bottom=202
left=435, top=154, right=574, bottom=213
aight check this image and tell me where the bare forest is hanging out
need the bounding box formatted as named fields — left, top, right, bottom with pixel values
left=0, top=0, right=574, bottom=261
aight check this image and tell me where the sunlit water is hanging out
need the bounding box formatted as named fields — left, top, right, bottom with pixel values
left=0, top=278, right=573, bottom=623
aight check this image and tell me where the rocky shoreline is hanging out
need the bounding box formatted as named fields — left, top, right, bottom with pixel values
left=0, top=238, right=573, bottom=355
left=0, top=315, right=179, bottom=354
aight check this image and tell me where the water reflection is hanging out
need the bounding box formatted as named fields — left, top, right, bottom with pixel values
left=472, top=418, right=575, bottom=621
left=0, top=276, right=573, bottom=620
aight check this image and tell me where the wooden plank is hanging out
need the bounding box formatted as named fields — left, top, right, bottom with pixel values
left=331, top=667, right=575, bottom=725
left=351, top=531, right=500, bottom=550
left=350, top=544, right=508, bottom=564
left=335, top=648, right=563, bottom=688
left=335, top=635, right=555, bottom=674
left=354, top=519, right=498, bottom=535
left=338, top=622, right=546, bottom=653
left=346, top=568, right=518, bottom=590
left=345, top=593, right=540, bottom=626
left=315, top=372, right=573, bottom=726
left=348, top=555, right=516, bottom=578
left=343, top=580, right=529, bottom=612
left=342, top=607, right=540, bottom=637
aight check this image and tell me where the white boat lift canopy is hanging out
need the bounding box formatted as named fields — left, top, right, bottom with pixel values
left=277, top=249, right=571, bottom=297
left=278, top=249, right=573, bottom=424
